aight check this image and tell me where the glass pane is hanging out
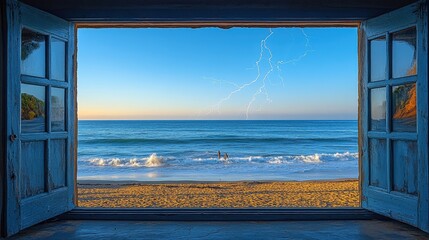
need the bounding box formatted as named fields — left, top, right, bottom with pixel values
left=21, top=29, right=46, bottom=78
left=370, top=36, right=387, bottom=82
left=392, top=27, right=417, bottom=78
left=370, top=87, right=386, bottom=131
left=51, top=88, right=66, bottom=131
left=369, top=138, right=387, bottom=190
left=392, top=83, right=416, bottom=132
left=51, top=39, right=66, bottom=81
left=21, top=84, right=46, bottom=132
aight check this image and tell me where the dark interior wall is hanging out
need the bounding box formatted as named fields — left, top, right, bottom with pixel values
left=0, top=0, right=5, bottom=237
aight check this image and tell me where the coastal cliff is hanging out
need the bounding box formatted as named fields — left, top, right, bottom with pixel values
left=21, top=93, right=45, bottom=120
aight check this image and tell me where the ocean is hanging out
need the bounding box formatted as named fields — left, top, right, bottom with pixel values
left=77, top=120, right=358, bottom=181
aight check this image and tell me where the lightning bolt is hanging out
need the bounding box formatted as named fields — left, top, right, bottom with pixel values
left=277, top=29, right=312, bottom=66
left=246, top=31, right=274, bottom=119
left=206, top=28, right=312, bottom=119
left=204, top=77, right=240, bottom=90
left=206, top=29, right=274, bottom=116
left=275, top=29, right=313, bottom=89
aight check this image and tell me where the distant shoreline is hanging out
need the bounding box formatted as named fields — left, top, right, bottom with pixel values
left=78, top=119, right=359, bottom=121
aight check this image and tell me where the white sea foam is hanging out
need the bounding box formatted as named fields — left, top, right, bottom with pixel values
left=268, top=156, right=285, bottom=164
left=296, top=154, right=322, bottom=163
left=89, top=158, right=107, bottom=166
left=88, top=153, right=164, bottom=168
left=86, top=152, right=357, bottom=168
left=144, top=153, right=164, bottom=167
left=245, top=156, right=263, bottom=161
left=332, top=152, right=358, bottom=160
left=89, top=157, right=143, bottom=167
left=268, top=152, right=358, bottom=165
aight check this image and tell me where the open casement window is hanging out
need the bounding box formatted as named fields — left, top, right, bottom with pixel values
left=360, top=1, right=428, bottom=231
left=2, top=0, right=429, bottom=238
left=5, top=2, right=75, bottom=235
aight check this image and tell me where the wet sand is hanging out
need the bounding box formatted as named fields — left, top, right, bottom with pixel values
left=77, top=179, right=359, bottom=208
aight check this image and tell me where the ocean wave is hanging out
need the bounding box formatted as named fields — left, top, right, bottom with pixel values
left=83, top=152, right=357, bottom=168
left=144, top=153, right=164, bottom=167
left=79, top=136, right=357, bottom=145
left=192, top=152, right=357, bottom=164
left=268, top=156, right=290, bottom=164
left=295, top=154, right=322, bottom=163
left=270, top=152, right=358, bottom=164
left=192, top=156, right=265, bottom=162
left=88, top=153, right=164, bottom=168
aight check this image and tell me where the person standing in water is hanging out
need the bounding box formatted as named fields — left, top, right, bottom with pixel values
left=224, top=153, right=229, bottom=160
left=218, top=151, right=221, bottom=160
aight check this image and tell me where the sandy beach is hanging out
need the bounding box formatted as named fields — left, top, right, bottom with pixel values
left=77, top=179, right=359, bottom=208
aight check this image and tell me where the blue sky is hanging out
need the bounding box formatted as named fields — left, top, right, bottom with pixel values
left=77, top=27, right=357, bottom=120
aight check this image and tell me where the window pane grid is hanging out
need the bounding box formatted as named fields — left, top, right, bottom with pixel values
left=20, top=25, right=70, bottom=195
left=367, top=26, right=418, bottom=194
left=21, top=28, right=68, bottom=135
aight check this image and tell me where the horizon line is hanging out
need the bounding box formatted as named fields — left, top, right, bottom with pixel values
left=78, top=119, right=358, bottom=121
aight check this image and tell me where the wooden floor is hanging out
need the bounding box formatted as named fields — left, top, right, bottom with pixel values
left=10, top=219, right=429, bottom=239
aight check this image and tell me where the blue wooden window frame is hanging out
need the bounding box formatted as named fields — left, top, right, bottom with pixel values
left=1, top=0, right=427, bottom=237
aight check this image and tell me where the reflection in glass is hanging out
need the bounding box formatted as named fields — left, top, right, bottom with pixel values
left=392, top=83, right=416, bottom=132
left=370, top=87, right=386, bottom=131
left=370, top=36, right=386, bottom=82
left=392, top=27, right=417, bottom=78
left=21, top=29, right=46, bottom=78
left=51, top=39, right=66, bottom=81
left=21, top=84, right=45, bottom=132
left=51, top=88, right=66, bottom=131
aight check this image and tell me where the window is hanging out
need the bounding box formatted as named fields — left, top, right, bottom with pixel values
left=367, top=26, right=418, bottom=194
left=76, top=27, right=359, bottom=208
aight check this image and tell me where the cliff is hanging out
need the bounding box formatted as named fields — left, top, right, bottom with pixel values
left=392, top=84, right=416, bottom=120
left=21, top=93, right=45, bottom=120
